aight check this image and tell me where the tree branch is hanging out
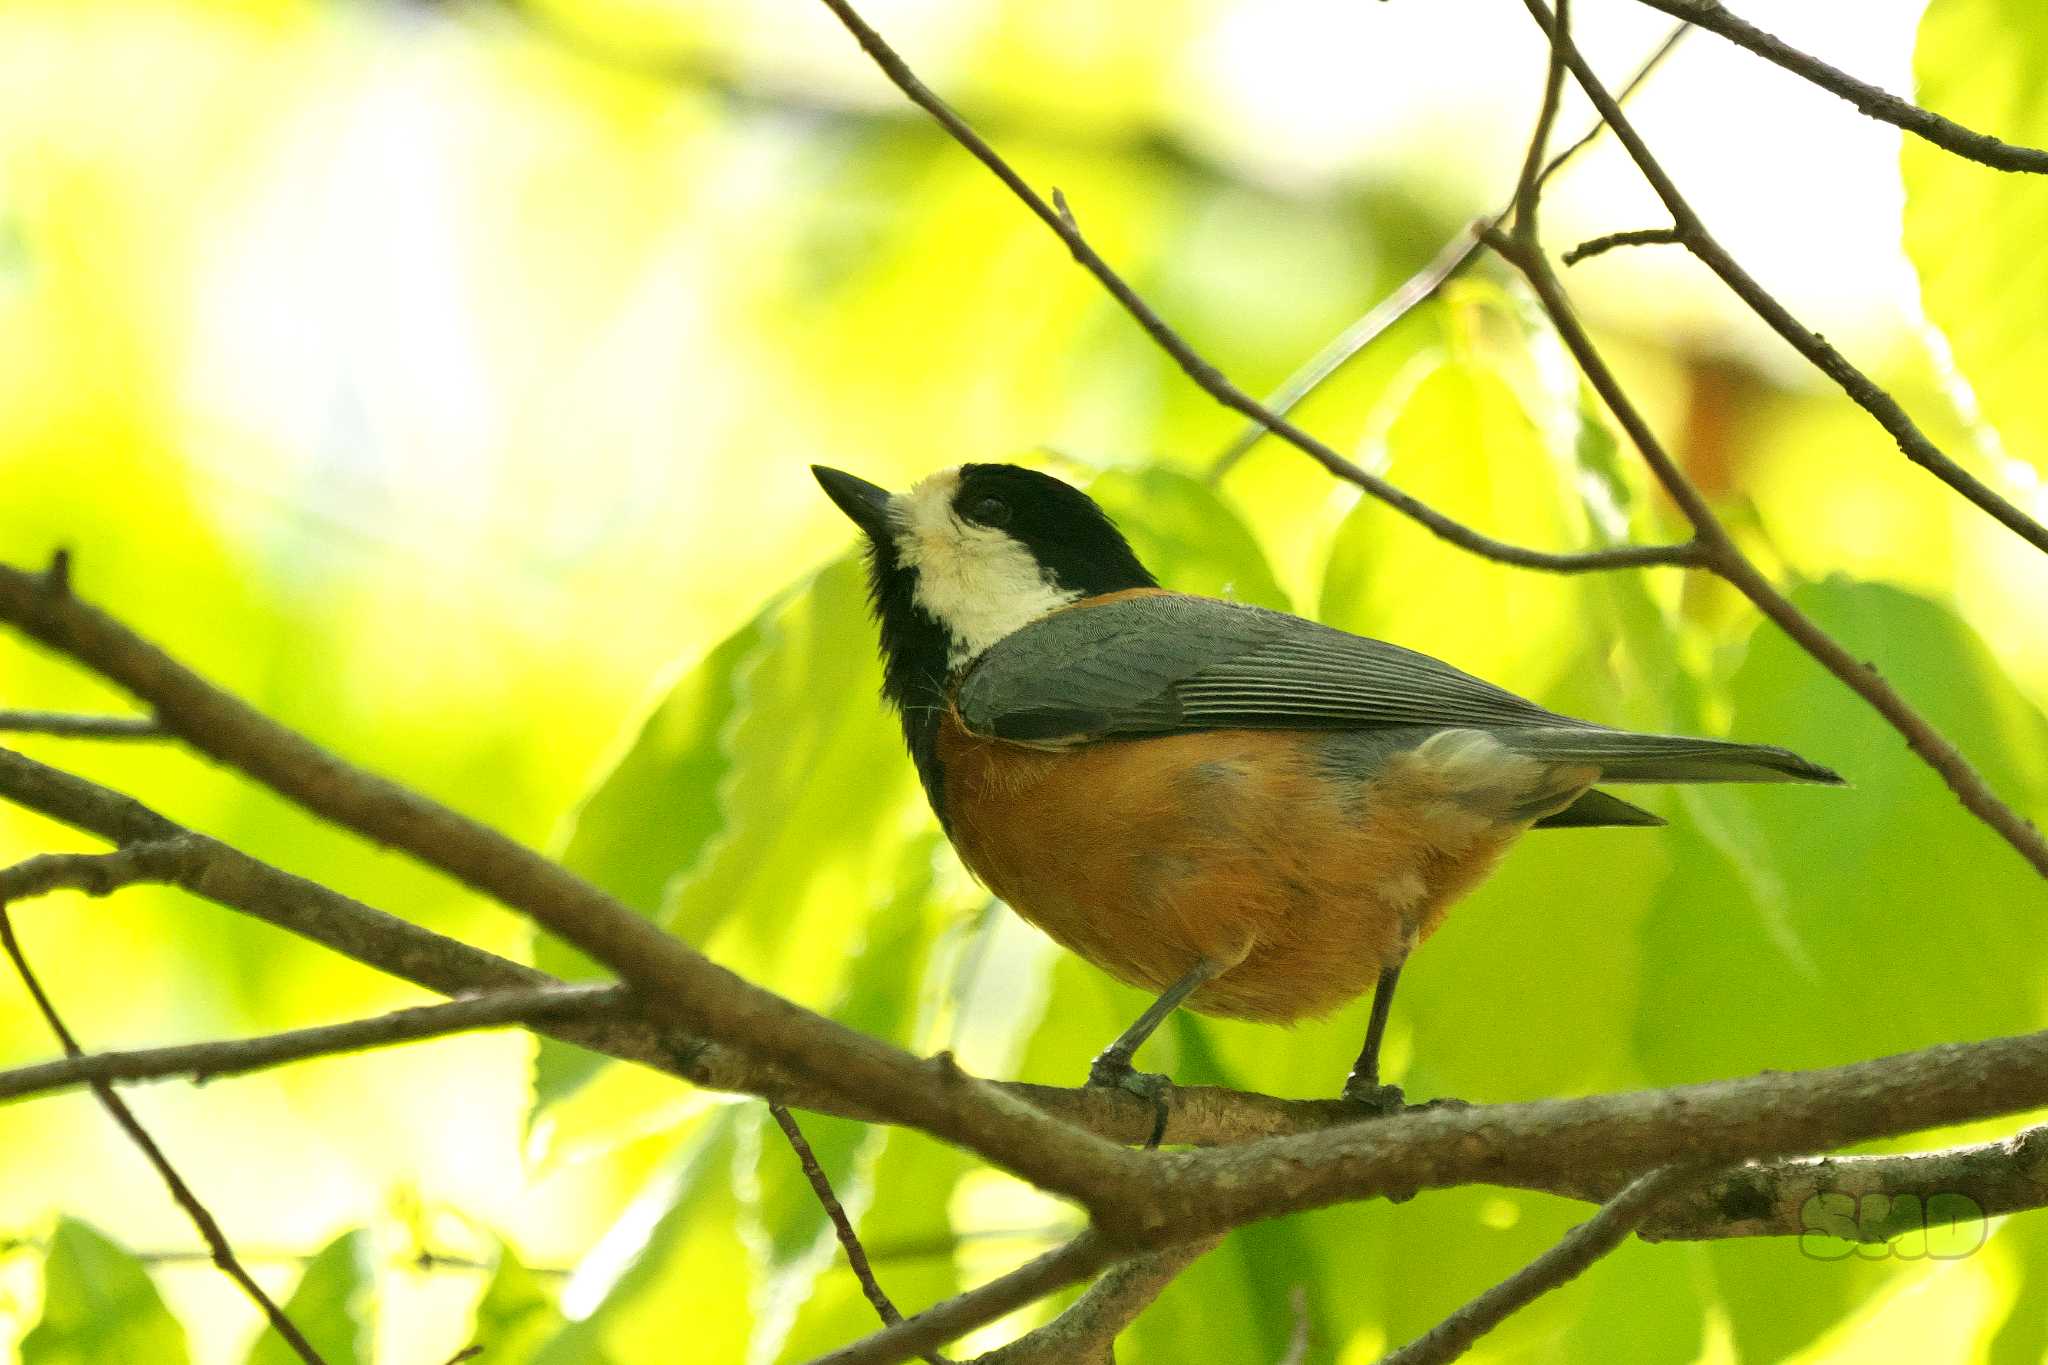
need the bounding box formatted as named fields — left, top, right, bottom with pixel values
left=0, top=708, right=163, bottom=739
left=0, top=560, right=1147, bottom=1217
left=1482, top=223, right=2048, bottom=878
left=1520, top=0, right=2048, bottom=558
left=1509, top=0, right=1572, bottom=241
left=0, top=982, right=624, bottom=1103
left=1563, top=226, right=1683, bottom=265
left=809, top=0, right=1698, bottom=574
left=4, top=742, right=2047, bottom=1250
left=810, top=1231, right=1117, bottom=1365
left=1206, top=21, right=1692, bottom=480
left=970, top=1235, right=1222, bottom=1365
left=0, top=904, right=327, bottom=1365
left=770, top=1102, right=947, bottom=1365
left=1627, top=0, right=2048, bottom=174
left=1378, top=1163, right=1711, bottom=1365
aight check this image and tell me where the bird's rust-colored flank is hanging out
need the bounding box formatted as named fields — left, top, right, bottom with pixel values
left=937, top=708, right=1595, bottom=1023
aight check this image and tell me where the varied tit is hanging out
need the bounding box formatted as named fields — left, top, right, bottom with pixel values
left=813, top=462, right=1840, bottom=1120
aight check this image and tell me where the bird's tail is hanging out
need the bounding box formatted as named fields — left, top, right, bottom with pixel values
left=1499, top=727, right=1845, bottom=786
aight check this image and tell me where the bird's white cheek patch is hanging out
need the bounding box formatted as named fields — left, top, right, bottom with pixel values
left=890, top=470, right=1079, bottom=667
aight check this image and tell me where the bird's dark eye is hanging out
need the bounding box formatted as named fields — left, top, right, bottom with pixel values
left=966, top=495, right=1012, bottom=528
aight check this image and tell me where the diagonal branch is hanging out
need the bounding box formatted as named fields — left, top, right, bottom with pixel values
left=811, top=1231, right=1117, bottom=1365
left=1206, top=21, right=1692, bottom=480
left=770, top=1102, right=948, bottom=1365
left=810, top=0, right=1698, bottom=575
left=1378, top=1163, right=1711, bottom=1365
left=1626, top=0, right=2048, bottom=174
left=0, top=904, right=328, bottom=1365
left=1520, top=0, right=2048, bottom=558
left=1483, top=220, right=2048, bottom=879
left=0, top=559, right=1146, bottom=1215
left=969, top=1234, right=1222, bottom=1365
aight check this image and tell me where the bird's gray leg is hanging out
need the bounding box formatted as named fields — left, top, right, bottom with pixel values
left=1087, top=956, right=1221, bottom=1146
left=1343, top=962, right=1406, bottom=1111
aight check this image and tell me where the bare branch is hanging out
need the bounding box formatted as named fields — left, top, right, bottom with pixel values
left=1519, top=0, right=2048, bottom=558
left=810, top=0, right=1697, bottom=574
left=1563, top=227, right=1683, bottom=265
left=970, top=1235, right=1222, bottom=1365
left=770, top=1102, right=946, bottom=1365
left=0, top=840, right=201, bottom=903
left=0, top=984, right=624, bottom=1104
left=810, top=1232, right=1117, bottom=1365
left=0, top=905, right=328, bottom=1365
left=1481, top=220, right=2048, bottom=878
left=1628, top=0, right=2048, bottom=174
left=1510, top=0, right=1573, bottom=241
left=0, top=708, right=163, bottom=739
left=1207, top=21, right=1691, bottom=480
left=1378, top=1163, right=1710, bottom=1365
left=0, top=564, right=1145, bottom=1215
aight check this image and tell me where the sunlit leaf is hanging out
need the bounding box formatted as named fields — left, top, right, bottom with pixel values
left=463, top=1237, right=569, bottom=1364
left=1087, top=466, right=1290, bottom=610
left=537, top=556, right=918, bottom=1109
left=22, top=1219, right=190, bottom=1365
left=245, top=1229, right=373, bottom=1365
left=1905, top=0, right=2048, bottom=474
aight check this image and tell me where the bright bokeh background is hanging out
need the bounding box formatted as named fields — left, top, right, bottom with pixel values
left=2, top=0, right=2046, bottom=1360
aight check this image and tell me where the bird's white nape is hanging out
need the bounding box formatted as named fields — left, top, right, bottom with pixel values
left=890, top=467, right=1080, bottom=667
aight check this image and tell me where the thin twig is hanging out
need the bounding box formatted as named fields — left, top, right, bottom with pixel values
left=0, top=709, right=163, bottom=739
left=1563, top=226, right=1683, bottom=265
left=1509, top=0, right=1573, bottom=241
left=1377, top=1163, right=1710, bottom=1365
left=0, top=840, right=201, bottom=903
left=1206, top=22, right=1691, bottom=480
left=1519, top=0, right=2048, bottom=558
left=0, top=905, right=328, bottom=1365
left=811, top=0, right=1697, bottom=574
left=770, top=1102, right=946, bottom=1365
left=0, top=983, right=625, bottom=1104
left=1276, top=1286, right=1311, bottom=1365
left=1627, top=0, right=2048, bottom=173
left=809, top=1231, right=1116, bottom=1365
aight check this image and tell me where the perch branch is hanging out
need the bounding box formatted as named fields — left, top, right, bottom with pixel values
left=0, top=905, right=327, bottom=1365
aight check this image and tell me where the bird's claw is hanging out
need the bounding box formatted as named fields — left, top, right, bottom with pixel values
left=1087, top=1056, right=1174, bottom=1147
left=1341, top=1078, right=1407, bottom=1115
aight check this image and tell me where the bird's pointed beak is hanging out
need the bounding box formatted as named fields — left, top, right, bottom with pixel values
left=811, top=465, right=896, bottom=541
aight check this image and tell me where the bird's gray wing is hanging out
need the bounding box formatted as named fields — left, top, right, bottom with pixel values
left=955, top=593, right=1841, bottom=785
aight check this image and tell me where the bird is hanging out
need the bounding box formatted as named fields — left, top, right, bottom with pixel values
left=812, top=461, right=1841, bottom=1123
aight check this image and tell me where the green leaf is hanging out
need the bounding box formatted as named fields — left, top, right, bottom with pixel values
left=1086, top=466, right=1290, bottom=610
left=22, top=1219, right=191, bottom=1365
left=531, top=1112, right=753, bottom=1365
left=536, top=556, right=918, bottom=1110
left=1631, top=580, right=2048, bottom=1359
left=454, top=1237, right=569, bottom=1365
left=1904, top=0, right=2048, bottom=474
left=245, top=1230, right=373, bottom=1365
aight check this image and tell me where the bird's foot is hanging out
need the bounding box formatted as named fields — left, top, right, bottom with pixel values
left=1087, top=1055, right=1174, bottom=1148
left=1340, top=1077, right=1407, bottom=1115
left=1341, top=1076, right=1473, bottom=1117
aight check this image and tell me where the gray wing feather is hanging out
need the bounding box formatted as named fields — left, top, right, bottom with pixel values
left=956, top=594, right=1842, bottom=785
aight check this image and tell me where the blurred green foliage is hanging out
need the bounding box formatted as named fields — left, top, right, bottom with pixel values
left=1, top=0, right=2046, bottom=1362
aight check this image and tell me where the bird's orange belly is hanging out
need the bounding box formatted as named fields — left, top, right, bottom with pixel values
left=937, top=722, right=1558, bottom=1023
